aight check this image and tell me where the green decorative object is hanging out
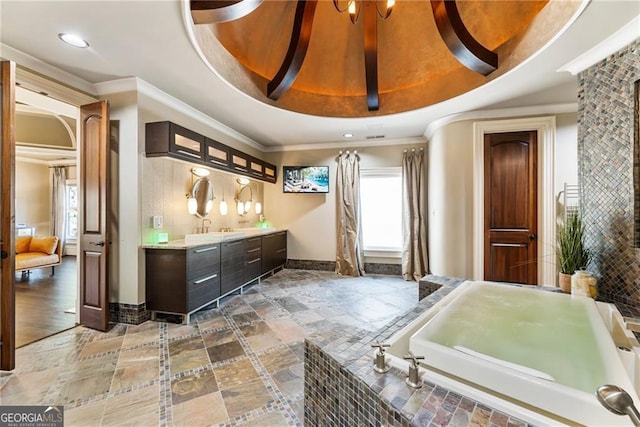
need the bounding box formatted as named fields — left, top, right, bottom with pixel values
left=558, top=214, right=592, bottom=276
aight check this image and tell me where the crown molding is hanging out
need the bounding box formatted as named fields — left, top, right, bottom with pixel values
left=558, top=15, right=640, bottom=75
left=1, top=43, right=97, bottom=99
left=424, top=103, right=577, bottom=140
left=94, top=77, right=265, bottom=152
left=263, top=136, right=427, bottom=153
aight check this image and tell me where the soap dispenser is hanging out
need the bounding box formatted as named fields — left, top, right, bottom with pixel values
left=403, top=351, right=425, bottom=389
left=371, top=342, right=391, bottom=373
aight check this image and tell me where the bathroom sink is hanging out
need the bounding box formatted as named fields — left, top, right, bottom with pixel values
left=235, top=227, right=277, bottom=235
left=184, top=231, right=244, bottom=245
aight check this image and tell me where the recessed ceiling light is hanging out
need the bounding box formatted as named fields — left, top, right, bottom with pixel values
left=343, top=133, right=354, bottom=138
left=58, top=33, right=89, bottom=48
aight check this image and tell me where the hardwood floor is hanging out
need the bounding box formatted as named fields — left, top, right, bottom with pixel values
left=15, top=255, right=77, bottom=348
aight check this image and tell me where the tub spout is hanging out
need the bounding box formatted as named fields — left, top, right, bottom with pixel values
left=371, top=342, right=390, bottom=373
left=596, top=385, right=640, bottom=426
left=404, top=351, right=425, bottom=389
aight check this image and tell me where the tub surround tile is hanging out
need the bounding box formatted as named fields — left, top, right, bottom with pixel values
left=303, top=275, right=534, bottom=427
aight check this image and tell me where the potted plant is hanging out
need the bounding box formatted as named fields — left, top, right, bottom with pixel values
left=557, top=213, right=592, bottom=293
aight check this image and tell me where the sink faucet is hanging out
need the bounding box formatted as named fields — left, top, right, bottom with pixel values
left=201, top=218, right=211, bottom=233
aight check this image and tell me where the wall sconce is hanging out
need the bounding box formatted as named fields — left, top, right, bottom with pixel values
left=187, top=195, right=198, bottom=215
left=235, top=178, right=252, bottom=216
left=219, top=177, right=228, bottom=215
left=187, top=168, right=214, bottom=217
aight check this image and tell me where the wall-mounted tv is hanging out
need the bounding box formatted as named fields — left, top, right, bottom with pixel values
left=283, top=166, right=329, bottom=193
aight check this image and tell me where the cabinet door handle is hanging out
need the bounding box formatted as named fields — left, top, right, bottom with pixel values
left=194, top=273, right=218, bottom=284
left=277, top=249, right=286, bottom=253
left=226, top=241, right=243, bottom=247
left=247, top=258, right=260, bottom=264
left=194, top=246, right=218, bottom=253
left=176, top=149, right=202, bottom=159
left=247, top=248, right=260, bottom=253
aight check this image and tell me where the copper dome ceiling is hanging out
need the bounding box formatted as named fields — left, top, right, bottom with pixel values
left=189, top=0, right=581, bottom=118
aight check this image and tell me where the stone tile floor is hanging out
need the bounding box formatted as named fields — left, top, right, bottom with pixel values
left=0, top=269, right=417, bottom=426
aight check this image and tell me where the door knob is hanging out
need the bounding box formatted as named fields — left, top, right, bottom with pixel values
left=90, top=241, right=105, bottom=247
left=0, top=250, right=7, bottom=259
left=529, top=234, right=537, bottom=240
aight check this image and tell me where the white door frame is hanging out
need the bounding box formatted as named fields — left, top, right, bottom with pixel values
left=473, top=116, right=556, bottom=286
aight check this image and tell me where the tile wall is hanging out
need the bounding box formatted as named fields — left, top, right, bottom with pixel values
left=578, top=39, right=640, bottom=313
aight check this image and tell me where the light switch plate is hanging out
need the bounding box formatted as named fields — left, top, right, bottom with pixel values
left=152, top=215, right=163, bottom=229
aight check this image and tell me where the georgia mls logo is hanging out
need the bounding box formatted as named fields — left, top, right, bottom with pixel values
left=43, top=406, right=63, bottom=419
left=0, top=405, right=64, bottom=426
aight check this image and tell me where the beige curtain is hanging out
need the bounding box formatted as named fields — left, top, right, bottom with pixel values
left=402, top=149, right=428, bottom=281
left=50, top=166, right=67, bottom=253
left=335, top=151, right=364, bottom=276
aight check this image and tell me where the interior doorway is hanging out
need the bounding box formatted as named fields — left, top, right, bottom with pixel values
left=472, top=116, right=557, bottom=286
left=483, top=130, right=538, bottom=285
left=14, top=87, right=80, bottom=347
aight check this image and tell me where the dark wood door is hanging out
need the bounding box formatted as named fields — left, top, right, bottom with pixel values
left=79, top=101, right=110, bottom=331
left=484, top=131, right=537, bottom=285
left=0, top=61, right=16, bottom=370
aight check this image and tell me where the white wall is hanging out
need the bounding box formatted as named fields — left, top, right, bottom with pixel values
left=427, top=113, right=578, bottom=279
left=555, top=113, right=579, bottom=219
left=104, top=91, right=140, bottom=305
left=427, top=121, right=475, bottom=278
left=265, top=142, right=426, bottom=263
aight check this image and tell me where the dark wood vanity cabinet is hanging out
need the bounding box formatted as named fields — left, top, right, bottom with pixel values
left=220, top=240, right=245, bottom=296
left=262, top=231, right=287, bottom=274
left=145, top=243, right=220, bottom=319
left=145, top=121, right=205, bottom=162
left=145, top=231, right=286, bottom=323
left=244, top=237, right=262, bottom=283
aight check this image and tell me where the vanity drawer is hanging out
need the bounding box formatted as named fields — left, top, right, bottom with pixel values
left=187, top=244, right=220, bottom=280
left=187, top=272, right=221, bottom=311
left=244, top=237, right=262, bottom=282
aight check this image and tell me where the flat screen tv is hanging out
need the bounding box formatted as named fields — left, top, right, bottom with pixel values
left=283, top=166, right=329, bottom=193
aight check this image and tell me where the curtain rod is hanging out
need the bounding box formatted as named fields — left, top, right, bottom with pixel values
left=403, top=148, right=424, bottom=153
left=338, top=150, right=358, bottom=155
left=47, top=164, right=75, bottom=168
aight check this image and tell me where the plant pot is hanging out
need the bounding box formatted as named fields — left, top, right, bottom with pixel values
left=558, top=272, right=572, bottom=293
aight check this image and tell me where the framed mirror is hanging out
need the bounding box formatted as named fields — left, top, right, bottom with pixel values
left=192, top=177, right=214, bottom=217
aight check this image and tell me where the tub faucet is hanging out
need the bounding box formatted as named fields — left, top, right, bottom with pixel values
left=201, top=218, right=211, bottom=233
left=404, top=351, right=425, bottom=389
left=371, top=342, right=390, bottom=373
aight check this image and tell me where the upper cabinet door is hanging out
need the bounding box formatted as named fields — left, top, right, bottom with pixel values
left=249, top=156, right=264, bottom=179
left=146, top=121, right=205, bottom=162
left=204, top=137, right=231, bottom=169
left=263, top=163, right=277, bottom=183
left=230, top=149, right=249, bottom=174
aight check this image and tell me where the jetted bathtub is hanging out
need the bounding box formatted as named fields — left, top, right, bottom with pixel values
left=385, top=281, right=640, bottom=426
